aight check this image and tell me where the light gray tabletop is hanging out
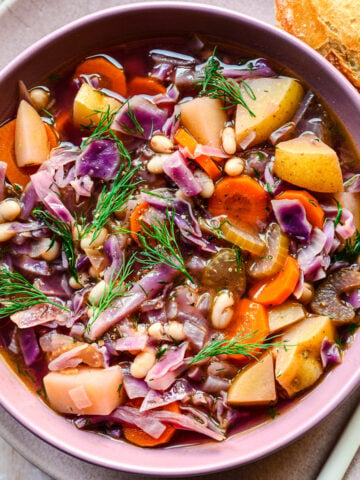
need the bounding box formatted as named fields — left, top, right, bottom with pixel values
left=0, top=1, right=359, bottom=479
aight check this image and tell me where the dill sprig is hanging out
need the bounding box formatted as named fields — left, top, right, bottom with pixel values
left=188, top=331, right=287, bottom=364
left=333, top=230, right=360, bottom=263
left=115, top=100, right=145, bottom=137
left=119, top=208, right=193, bottom=282
left=86, top=254, right=136, bottom=331
left=33, top=208, right=78, bottom=279
left=195, top=49, right=256, bottom=115
left=80, top=107, right=141, bottom=243
left=0, top=267, right=69, bottom=319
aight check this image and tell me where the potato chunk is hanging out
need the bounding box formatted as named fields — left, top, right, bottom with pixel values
left=235, top=77, right=304, bottom=148
left=227, top=353, right=277, bottom=406
left=275, top=315, right=335, bottom=397
left=15, top=100, right=50, bottom=167
left=180, top=97, right=226, bottom=148
left=44, top=365, right=124, bottom=415
left=274, top=133, right=343, bottom=192
left=73, top=83, right=121, bottom=128
left=268, top=301, right=305, bottom=333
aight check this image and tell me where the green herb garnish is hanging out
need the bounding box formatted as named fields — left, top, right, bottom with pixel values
left=188, top=331, right=287, bottom=364
left=33, top=208, right=78, bottom=279
left=195, top=48, right=255, bottom=115
left=334, top=198, right=343, bottom=227
left=0, top=267, right=68, bottom=319
left=136, top=209, right=193, bottom=283
left=333, top=230, right=360, bottom=263
left=86, top=254, right=136, bottom=331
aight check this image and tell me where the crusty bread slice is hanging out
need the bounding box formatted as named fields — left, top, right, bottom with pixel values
left=275, top=0, right=360, bottom=89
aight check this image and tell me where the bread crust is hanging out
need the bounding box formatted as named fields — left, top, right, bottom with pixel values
left=275, top=0, right=360, bottom=89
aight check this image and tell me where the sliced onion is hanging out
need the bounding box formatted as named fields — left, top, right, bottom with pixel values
left=221, top=221, right=266, bottom=256
left=248, top=223, right=289, bottom=278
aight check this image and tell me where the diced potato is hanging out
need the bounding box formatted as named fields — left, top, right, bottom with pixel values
left=180, top=97, right=226, bottom=148
left=235, top=77, right=304, bottom=148
left=43, top=365, right=124, bottom=415
left=227, top=353, right=277, bottom=406
left=73, top=83, right=121, bottom=128
left=274, top=133, right=343, bottom=192
left=15, top=100, right=50, bottom=167
left=335, top=192, right=360, bottom=231
left=275, top=315, right=335, bottom=397
left=268, top=301, right=305, bottom=334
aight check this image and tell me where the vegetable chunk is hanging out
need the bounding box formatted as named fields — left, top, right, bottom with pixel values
left=180, top=97, right=226, bottom=148
left=235, top=77, right=304, bottom=148
left=15, top=100, right=50, bottom=167
left=275, top=315, right=335, bottom=397
left=227, top=353, right=277, bottom=406
left=268, top=301, right=305, bottom=333
left=44, top=366, right=124, bottom=415
left=274, top=133, right=343, bottom=192
left=73, top=83, right=121, bottom=128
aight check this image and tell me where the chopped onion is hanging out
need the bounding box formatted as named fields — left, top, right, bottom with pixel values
left=163, top=151, right=202, bottom=197
left=320, top=337, right=342, bottom=368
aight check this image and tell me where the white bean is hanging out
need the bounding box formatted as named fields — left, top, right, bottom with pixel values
left=211, top=291, right=235, bottom=329
left=194, top=169, right=215, bottom=199
left=0, top=199, right=21, bottom=223
left=88, top=265, right=104, bottom=279
left=130, top=350, right=156, bottom=379
left=165, top=321, right=186, bottom=341
left=40, top=239, right=60, bottom=261
left=88, top=280, right=107, bottom=305
left=224, top=157, right=245, bottom=177
left=0, top=223, right=16, bottom=242
left=147, top=154, right=166, bottom=174
left=80, top=227, right=108, bottom=250
left=150, top=135, right=174, bottom=154
left=69, top=273, right=88, bottom=290
left=29, top=88, right=50, bottom=110
left=298, top=282, right=314, bottom=305
left=148, top=322, right=164, bottom=340
left=222, top=126, right=237, bottom=155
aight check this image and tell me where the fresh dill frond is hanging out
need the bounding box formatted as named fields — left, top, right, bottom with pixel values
left=334, top=198, right=343, bottom=227
left=115, top=100, right=145, bottom=137
left=137, top=209, right=193, bottom=283
left=188, top=331, right=287, bottom=364
left=79, top=107, right=141, bottom=243
left=0, top=267, right=69, bottom=319
left=333, top=230, right=360, bottom=263
left=33, top=208, right=78, bottom=279
left=194, top=48, right=256, bottom=115
left=86, top=254, right=136, bottom=331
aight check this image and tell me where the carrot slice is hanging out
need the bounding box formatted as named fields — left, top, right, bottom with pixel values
left=0, top=120, right=31, bottom=188
left=174, top=128, right=197, bottom=155
left=209, top=176, right=269, bottom=226
left=174, top=128, right=221, bottom=180
left=73, top=56, right=127, bottom=97
left=128, top=76, right=166, bottom=96
left=276, top=190, right=324, bottom=229
left=43, top=123, right=59, bottom=150
left=129, top=201, right=151, bottom=245
left=249, top=255, right=300, bottom=306
left=225, top=298, right=269, bottom=362
left=123, top=400, right=180, bottom=447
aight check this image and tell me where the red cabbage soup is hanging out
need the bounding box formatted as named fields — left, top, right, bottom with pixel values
left=0, top=36, right=359, bottom=448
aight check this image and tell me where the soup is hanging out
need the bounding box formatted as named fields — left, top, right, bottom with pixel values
left=0, top=36, right=359, bottom=447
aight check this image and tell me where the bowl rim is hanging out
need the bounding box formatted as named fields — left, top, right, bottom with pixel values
left=0, top=1, right=359, bottom=476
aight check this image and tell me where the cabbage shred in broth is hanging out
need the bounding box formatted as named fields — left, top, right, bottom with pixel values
left=0, top=35, right=359, bottom=447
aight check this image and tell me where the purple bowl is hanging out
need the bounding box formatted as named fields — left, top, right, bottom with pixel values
left=0, top=2, right=359, bottom=476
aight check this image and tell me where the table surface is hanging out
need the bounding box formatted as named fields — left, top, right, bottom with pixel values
left=0, top=1, right=359, bottom=479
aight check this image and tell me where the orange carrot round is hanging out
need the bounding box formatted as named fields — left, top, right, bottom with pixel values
left=129, top=201, right=151, bottom=245
left=249, top=255, right=300, bottom=306
left=225, top=298, right=269, bottom=362
left=128, top=76, right=166, bottom=96
left=123, top=400, right=180, bottom=447
left=73, top=56, right=127, bottom=97
left=208, top=176, right=269, bottom=226
left=276, top=190, right=324, bottom=229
